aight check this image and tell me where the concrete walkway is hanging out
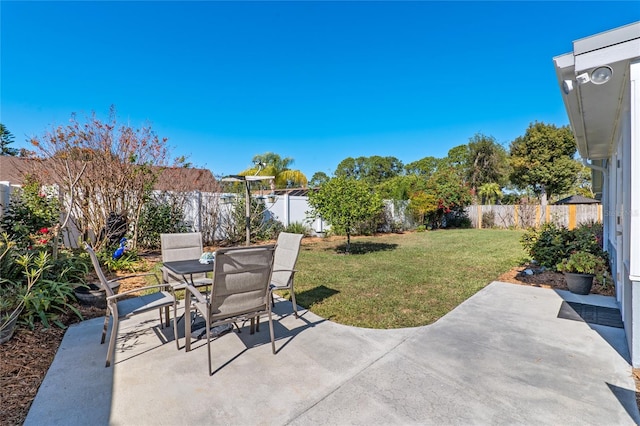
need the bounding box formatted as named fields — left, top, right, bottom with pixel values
left=25, top=282, right=639, bottom=425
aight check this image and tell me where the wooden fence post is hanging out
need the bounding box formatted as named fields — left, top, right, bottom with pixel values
left=568, top=205, right=577, bottom=230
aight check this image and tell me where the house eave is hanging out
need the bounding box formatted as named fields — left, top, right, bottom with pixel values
left=553, top=21, right=640, bottom=161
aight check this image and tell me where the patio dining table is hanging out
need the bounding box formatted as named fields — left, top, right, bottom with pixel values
left=163, top=259, right=214, bottom=350
left=162, top=259, right=213, bottom=288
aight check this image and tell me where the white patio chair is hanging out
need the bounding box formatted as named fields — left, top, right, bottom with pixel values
left=183, top=245, right=278, bottom=375
left=84, top=243, right=175, bottom=367
left=270, top=232, right=304, bottom=318
left=160, top=232, right=212, bottom=289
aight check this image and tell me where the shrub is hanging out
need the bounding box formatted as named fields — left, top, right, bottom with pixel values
left=0, top=175, right=60, bottom=250
left=566, top=221, right=606, bottom=258
left=284, top=222, right=310, bottom=236
left=137, top=196, right=188, bottom=249
left=98, top=245, right=139, bottom=273
left=220, top=197, right=275, bottom=245
left=482, top=211, right=496, bottom=229
left=255, top=218, right=284, bottom=241
left=445, top=209, right=472, bottom=229
left=0, top=235, right=84, bottom=332
left=520, top=223, right=570, bottom=268
left=521, top=221, right=608, bottom=270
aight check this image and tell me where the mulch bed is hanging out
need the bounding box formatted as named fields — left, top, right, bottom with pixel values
left=497, top=264, right=615, bottom=296
left=0, top=305, right=104, bottom=426
left=0, top=262, right=635, bottom=425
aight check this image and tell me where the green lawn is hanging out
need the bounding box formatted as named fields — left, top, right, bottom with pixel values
left=287, top=229, right=526, bottom=329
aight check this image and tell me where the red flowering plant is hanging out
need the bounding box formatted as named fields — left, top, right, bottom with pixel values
left=0, top=175, right=60, bottom=251
left=32, top=227, right=53, bottom=247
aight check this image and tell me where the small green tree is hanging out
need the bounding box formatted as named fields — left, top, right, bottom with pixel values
left=0, top=123, right=19, bottom=156
left=408, top=191, right=438, bottom=225
left=307, top=176, right=383, bottom=253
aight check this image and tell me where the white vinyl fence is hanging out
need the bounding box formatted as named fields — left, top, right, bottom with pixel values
left=0, top=181, right=603, bottom=248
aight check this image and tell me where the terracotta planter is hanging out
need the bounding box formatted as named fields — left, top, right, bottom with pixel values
left=564, top=272, right=594, bottom=295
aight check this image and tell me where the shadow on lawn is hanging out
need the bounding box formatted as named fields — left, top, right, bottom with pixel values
left=334, top=241, right=398, bottom=255
left=296, top=285, right=340, bottom=311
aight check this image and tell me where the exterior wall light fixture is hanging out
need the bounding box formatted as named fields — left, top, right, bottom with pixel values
left=562, top=79, right=574, bottom=94
left=591, top=66, right=613, bottom=85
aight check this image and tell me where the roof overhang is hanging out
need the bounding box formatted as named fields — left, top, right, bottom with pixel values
left=553, top=22, right=640, bottom=160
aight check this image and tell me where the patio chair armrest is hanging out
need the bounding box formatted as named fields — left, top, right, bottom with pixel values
left=184, top=284, right=207, bottom=304
left=105, top=283, right=172, bottom=301
left=272, top=269, right=297, bottom=274
left=107, top=272, right=161, bottom=286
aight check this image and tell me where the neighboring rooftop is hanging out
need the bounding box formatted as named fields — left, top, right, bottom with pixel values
left=0, top=156, right=218, bottom=192
left=555, top=194, right=600, bottom=205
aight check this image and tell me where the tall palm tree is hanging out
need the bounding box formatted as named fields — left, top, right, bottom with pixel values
left=239, top=152, right=308, bottom=189
left=478, top=182, right=503, bottom=205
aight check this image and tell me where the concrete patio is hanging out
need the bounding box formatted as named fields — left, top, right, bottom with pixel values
left=25, top=281, right=639, bottom=425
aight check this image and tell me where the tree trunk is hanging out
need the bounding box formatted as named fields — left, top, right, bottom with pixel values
left=540, top=185, right=548, bottom=223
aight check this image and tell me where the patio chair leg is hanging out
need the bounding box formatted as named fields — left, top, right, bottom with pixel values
left=268, top=308, right=275, bottom=355
left=206, top=316, right=213, bottom=376
left=101, top=313, right=110, bottom=344
left=105, top=317, right=118, bottom=367
left=290, top=287, right=299, bottom=319
left=173, top=299, right=180, bottom=350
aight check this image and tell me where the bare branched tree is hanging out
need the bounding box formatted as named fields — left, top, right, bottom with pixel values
left=30, top=107, right=170, bottom=250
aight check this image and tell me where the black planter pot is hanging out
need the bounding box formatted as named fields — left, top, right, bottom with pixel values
left=0, top=309, right=22, bottom=344
left=564, top=272, right=594, bottom=295
left=74, top=282, right=120, bottom=309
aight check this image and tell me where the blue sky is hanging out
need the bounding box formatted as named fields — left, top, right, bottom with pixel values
left=2, top=1, right=638, bottom=180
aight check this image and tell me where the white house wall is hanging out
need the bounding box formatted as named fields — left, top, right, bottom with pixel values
left=627, top=60, right=640, bottom=367
left=629, top=60, right=640, bottom=282
left=610, top=59, right=640, bottom=367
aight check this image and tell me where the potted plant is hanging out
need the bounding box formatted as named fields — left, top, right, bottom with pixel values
left=556, top=251, right=608, bottom=295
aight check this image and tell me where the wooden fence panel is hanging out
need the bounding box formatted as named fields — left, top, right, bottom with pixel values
left=465, top=204, right=601, bottom=229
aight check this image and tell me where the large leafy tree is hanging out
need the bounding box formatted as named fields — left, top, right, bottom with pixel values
left=309, top=171, right=330, bottom=188
left=376, top=174, right=429, bottom=201
left=0, top=123, right=19, bottom=156
left=404, top=156, right=441, bottom=178
left=425, top=168, right=473, bottom=228
left=465, top=133, right=510, bottom=195
left=307, top=176, right=383, bottom=253
left=441, top=145, right=469, bottom=180
left=334, top=155, right=403, bottom=185
left=240, top=152, right=307, bottom=188
left=509, top=122, right=581, bottom=205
